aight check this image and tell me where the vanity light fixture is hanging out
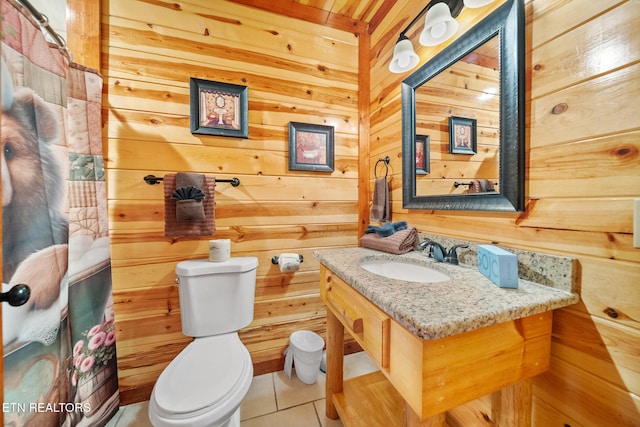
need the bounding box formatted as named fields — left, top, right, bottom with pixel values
left=389, top=0, right=496, bottom=73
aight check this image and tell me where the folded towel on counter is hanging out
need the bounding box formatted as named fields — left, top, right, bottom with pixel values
left=164, top=173, right=216, bottom=237
left=360, top=226, right=417, bottom=255
left=370, top=177, right=390, bottom=223
left=364, top=221, right=407, bottom=237
left=468, top=179, right=496, bottom=194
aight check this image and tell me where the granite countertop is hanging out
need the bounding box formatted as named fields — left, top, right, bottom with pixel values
left=314, top=247, right=579, bottom=340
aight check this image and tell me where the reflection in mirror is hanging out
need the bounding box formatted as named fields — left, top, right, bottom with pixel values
left=415, top=35, right=499, bottom=196
left=402, top=0, right=525, bottom=211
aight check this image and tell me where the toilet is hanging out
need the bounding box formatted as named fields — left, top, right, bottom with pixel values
left=148, top=257, right=259, bottom=427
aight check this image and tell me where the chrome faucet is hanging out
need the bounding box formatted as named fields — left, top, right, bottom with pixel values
left=418, top=240, right=469, bottom=265
left=418, top=240, right=447, bottom=262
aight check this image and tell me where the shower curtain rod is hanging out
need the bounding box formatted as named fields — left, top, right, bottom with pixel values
left=16, top=0, right=69, bottom=54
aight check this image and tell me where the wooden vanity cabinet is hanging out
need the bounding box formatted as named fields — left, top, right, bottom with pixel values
left=320, top=265, right=554, bottom=427
left=320, top=265, right=391, bottom=369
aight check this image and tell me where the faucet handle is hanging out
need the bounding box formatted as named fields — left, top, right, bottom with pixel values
left=445, top=244, right=469, bottom=265
left=418, top=240, right=446, bottom=262
left=431, top=244, right=445, bottom=262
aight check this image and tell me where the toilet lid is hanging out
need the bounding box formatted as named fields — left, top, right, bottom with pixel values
left=153, top=335, right=250, bottom=415
left=176, top=257, right=258, bottom=276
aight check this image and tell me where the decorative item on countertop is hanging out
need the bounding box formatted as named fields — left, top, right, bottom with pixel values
left=360, top=226, right=417, bottom=255
left=478, top=244, right=518, bottom=288
left=272, top=253, right=303, bottom=273
left=364, top=221, right=407, bottom=237
left=208, top=239, right=230, bottom=262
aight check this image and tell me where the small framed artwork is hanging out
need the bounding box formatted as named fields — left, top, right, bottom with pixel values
left=288, top=122, right=334, bottom=172
left=415, top=134, right=430, bottom=175
left=190, top=78, right=248, bottom=138
left=449, top=116, right=477, bottom=154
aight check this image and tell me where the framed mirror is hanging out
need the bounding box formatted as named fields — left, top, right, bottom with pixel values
left=401, top=0, right=525, bottom=211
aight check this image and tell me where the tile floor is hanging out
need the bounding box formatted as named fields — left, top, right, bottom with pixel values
left=105, top=351, right=378, bottom=427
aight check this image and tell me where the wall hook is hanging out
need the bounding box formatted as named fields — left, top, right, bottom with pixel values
left=375, top=156, right=390, bottom=179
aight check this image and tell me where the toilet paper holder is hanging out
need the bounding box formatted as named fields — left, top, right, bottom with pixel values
left=271, top=254, right=304, bottom=265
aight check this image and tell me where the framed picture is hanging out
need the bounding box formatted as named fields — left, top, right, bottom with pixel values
left=449, top=116, right=477, bottom=154
left=288, top=122, right=334, bottom=172
left=415, top=134, right=430, bottom=174
left=190, top=78, right=248, bottom=138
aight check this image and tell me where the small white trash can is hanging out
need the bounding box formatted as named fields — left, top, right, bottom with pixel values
left=288, top=330, right=325, bottom=384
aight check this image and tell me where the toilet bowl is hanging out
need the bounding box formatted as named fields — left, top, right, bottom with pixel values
left=148, top=257, right=259, bottom=427
left=149, top=334, right=253, bottom=427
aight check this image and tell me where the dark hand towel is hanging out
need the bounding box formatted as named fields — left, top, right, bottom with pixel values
left=164, top=174, right=216, bottom=237
left=176, top=172, right=204, bottom=189
left=370, top=177, right=390, bottom=223
left=478, top=179, right=495, bottom=192
left=172, top=185, right=206, bottom=221
left=174, top=173, right=206, bottom=221
left=360, top=227, right=417, bottom=255
left=176, top=199, right=205, bottom=221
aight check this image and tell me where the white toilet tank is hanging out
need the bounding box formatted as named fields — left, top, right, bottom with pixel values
left=176, top=257, right=258, bottom=337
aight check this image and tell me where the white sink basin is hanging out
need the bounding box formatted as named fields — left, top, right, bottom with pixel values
left=359, top=259, right=450, bottom=283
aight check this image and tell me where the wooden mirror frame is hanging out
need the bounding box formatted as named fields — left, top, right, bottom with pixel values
left=401, top=0, right=525, bottom=211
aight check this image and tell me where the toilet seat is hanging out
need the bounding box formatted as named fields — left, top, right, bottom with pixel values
left=150, top=334, right=252, bottom=423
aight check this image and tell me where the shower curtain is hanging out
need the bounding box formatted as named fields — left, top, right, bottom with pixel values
left=1, top=1, right=119, bottom=425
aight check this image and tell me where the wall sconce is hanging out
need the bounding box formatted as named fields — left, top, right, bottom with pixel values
left=389, top=0, right=496, bottom=73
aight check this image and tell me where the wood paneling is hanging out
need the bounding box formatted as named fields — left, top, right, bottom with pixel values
left=67, top=0, right=101, bottom=70
left=101, top=0, right=361, bottom=403
left=414, top=57, right=500, bottom=194
left=62, top=0, right=640, bottom=422
left=369, top=0, right=640, bottom=425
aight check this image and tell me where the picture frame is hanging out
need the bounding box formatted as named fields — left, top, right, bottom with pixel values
left=288, top=122, right=334, bottom=172
left=415, top=134, right=430, bottom=174
left=190, top=78, right=248, bottom=138
left=448, top=116, right=477, bottom=154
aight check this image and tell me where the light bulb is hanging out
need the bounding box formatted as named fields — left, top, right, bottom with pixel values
left=420, top=3, right=458, bottom=46
left=430, top=22, right=447, bottom=40
left=389, top=38, right=419, bottom=73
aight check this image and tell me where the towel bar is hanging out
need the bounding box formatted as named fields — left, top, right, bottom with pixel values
left=454, top=181, right=473, bottom=187
left=454, top=181, right=498, bottom=188
left=144, top=174, right=240, bottom=187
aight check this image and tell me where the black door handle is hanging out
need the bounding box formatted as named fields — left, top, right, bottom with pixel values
left=1, top=284, right=31, bottom=307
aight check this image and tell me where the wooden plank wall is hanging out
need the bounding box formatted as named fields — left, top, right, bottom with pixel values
left=414, top=59, right=500, bottom=196
left=369, top=0, right=640, bottom=425
left=101, top=0, right=360, bottom=403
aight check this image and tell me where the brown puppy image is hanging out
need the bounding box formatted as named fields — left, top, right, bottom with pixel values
left=9, top=244, right=68, bottom=310
left=2, top=87, right=68, bottom=291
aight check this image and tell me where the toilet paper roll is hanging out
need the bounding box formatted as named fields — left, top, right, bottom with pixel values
left=278, top=253, right=300, bottom=273
left=208, top=239, right=230, bottom=262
